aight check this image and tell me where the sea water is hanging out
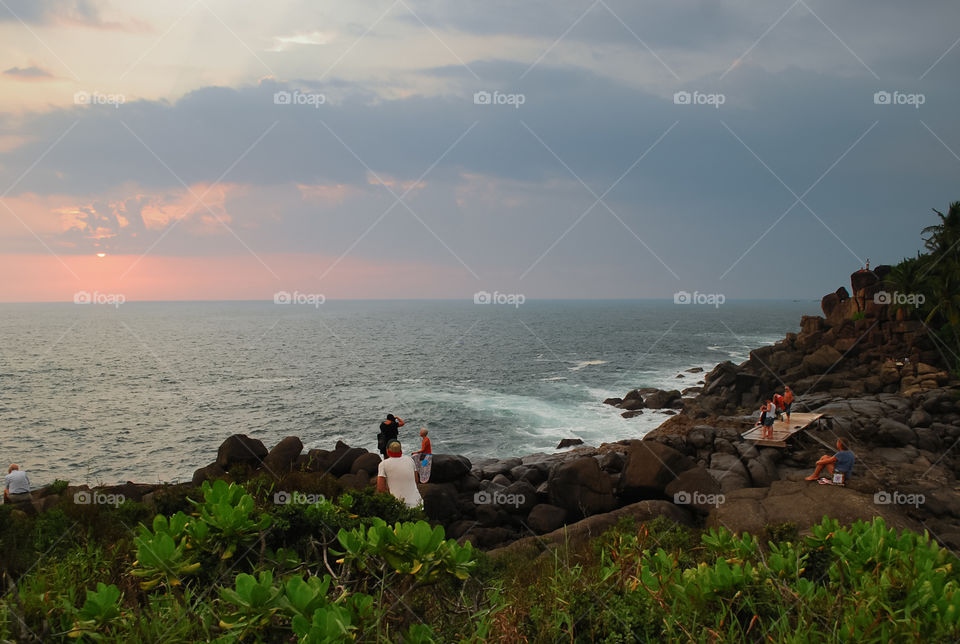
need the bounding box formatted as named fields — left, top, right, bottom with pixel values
left=0, top=299, right=819, bottom=484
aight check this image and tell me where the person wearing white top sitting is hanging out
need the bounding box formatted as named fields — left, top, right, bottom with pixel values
left=376, top=440, right=422, bottom=508
left=4, top=464, right=31, bottom=504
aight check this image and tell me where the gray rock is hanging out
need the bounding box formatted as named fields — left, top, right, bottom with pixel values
left=618, top=441, right=695, bottom=502
left=430, top=454, right=473, bottom=483
left=909, top=408, right=933, bottom=428
left=665, top=467, right=722, bottom=513
left=874, top=418, right=917, bottom=447
left=687, top=426, right=716, bottom=449
left=501, top=480, right=538, bottom=513
left=547, top=456, right=616, bottom=520
left=216, top=434, right=268, bottom=469
left=526, top=504, right=568, bottom=534
left=491, top=473, right=512, bottom=487
left=262, top=436, right=304, bottom=479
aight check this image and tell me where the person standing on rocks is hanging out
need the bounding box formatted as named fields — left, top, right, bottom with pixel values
left=773, top=393, right=786, bottom=421
left=783, top=386, right=794, bottom=422
left=376, top=440, right=422, bottom=508
left=760, top=400, right=775, bottom=439
left=378, top=413, right=405, bottom=458
left=411, top=428, right=432, bottom=483
left=805, top=439, right=854, bottom=482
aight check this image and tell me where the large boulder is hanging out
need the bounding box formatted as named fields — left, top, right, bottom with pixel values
left=802, top=345, right=844, bottom=374
left=491, top=501, right=693, bottom=557
left=216, top=434, right=268, bottom=469
left=874, top=418, right=917, bottom=447
left=708, top=480, right=922, bottom=537
left=261, top=436, right=303, bottom=479
left=687, top=426, right=716, bottom=449
left=430, top=454, right=472, bottom=484
left=419, top=483, right=459, bottom=521
left=618, top=441, right=695, bottom=502
left=548, top=456, right=617, bottom=520
left=664, top=467, right=722, bottom=513
left=327, top=442, right=368, bottom=476
left=501, top=480, right=538, bottom=513
left=193, top=462, right=227, bottom=486
left=526, top=504, right=568, bottom=534
left=351, top=453, right=383, bottom=476
left=704, top=361, right=738, bottom=395
left=643, top=389, right=682, bottom=409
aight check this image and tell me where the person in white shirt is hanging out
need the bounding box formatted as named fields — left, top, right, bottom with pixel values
left=376, top=441, right=422, bottom=508
left=4, top=464, right=31, bottom=504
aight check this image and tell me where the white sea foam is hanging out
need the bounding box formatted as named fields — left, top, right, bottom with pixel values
left=569, top=359, right=608, bottom=371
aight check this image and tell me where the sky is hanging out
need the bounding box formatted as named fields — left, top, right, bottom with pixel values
left=0, top=0, right=958, bottom=302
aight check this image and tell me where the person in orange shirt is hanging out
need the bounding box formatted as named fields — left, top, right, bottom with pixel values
left=411, top=428, right=432, bottom=483
left=773, top=393, right=785, bottom=421
left=783, top=386, right=794, bottom=422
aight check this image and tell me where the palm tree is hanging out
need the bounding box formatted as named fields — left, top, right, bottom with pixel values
left=922, top=201, right=960, bottom=256
left=886, top=254, right=931, bottom=320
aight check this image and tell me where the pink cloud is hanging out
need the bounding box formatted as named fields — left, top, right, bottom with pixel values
left=0, top=253, right=477, bottom=302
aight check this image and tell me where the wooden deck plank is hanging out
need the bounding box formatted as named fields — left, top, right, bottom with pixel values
left=741, top=412, right=824, bottom=447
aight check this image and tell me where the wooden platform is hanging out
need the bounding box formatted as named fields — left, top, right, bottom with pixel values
left=741, top=413, right=824, bottom=447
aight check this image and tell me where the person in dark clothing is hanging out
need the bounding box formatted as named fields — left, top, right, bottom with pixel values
left=378, top=413, right=405, bottom=457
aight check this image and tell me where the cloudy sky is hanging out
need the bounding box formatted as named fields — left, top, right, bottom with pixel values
left=0, top=0, right=958, bottom=302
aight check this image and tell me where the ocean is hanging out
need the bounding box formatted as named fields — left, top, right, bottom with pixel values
left=0, top=300, right=820, bottom=485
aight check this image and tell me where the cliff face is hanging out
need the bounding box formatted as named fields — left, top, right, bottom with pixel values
left=689, top=266, right=953, bottom=417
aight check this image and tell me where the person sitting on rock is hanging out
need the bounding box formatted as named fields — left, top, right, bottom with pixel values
left=378, top=413, right=405, bottom=458
left=376, top=440, right=422, bottom=508
left=4, top=464, right=31, bottom=505
left=411, top=428, right=432, bottom=483
left=783, top=386, right=794, bottom=422
left=805, top=439, right=855, bottom=482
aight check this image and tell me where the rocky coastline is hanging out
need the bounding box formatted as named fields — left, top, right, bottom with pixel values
left=11, top=267, right=960, bottom=553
